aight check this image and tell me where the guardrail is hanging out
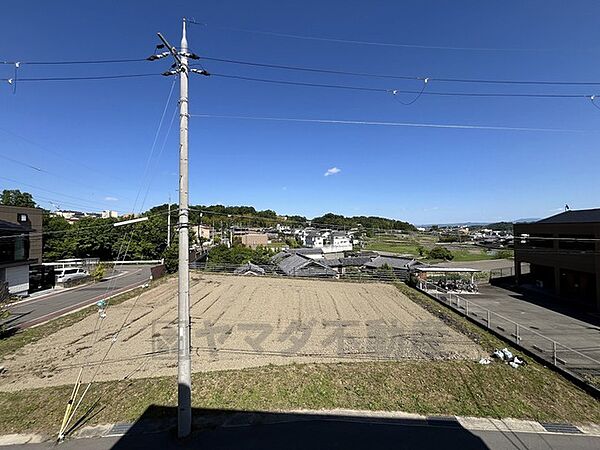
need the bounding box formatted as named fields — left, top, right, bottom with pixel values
left=417, top=280, right=600, bottom=384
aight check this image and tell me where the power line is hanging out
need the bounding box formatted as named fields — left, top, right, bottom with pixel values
left=190, top=113, right=591, bottom=133
left=208, top=72, right=598, bottom=100
left=0, top=176, right=122, bottom=210
left=1, top=73, right=161, bottom=83
left=189, top=21, right=571, bottom=53
left=197, top=56, right=600, bottom=86
left=0, top=127, right=130, bottom=184
left=1, top=58, right=147, bottom=65
left=0, top=154, right=131, bottom=205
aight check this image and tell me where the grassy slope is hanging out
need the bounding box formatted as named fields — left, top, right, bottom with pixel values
left=0, top=281, right=598, bottom=436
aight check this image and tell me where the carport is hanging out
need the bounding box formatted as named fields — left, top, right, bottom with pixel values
left=414, top=267, right=481, bottom=293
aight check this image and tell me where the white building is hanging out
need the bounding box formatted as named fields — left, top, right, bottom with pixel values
left=102, top=210, right=119, bottom=219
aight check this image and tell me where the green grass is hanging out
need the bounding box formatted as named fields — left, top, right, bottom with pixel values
left=364, top=241, right=422, bottom=255
left=1, top=359, right=599, bottom=437
left=1, top=280, right=598, bottom=437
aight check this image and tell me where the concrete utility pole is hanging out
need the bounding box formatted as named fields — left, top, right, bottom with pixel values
left=157, top=19, right=191, bottom=438
left=167, top=193, right=172, bottom=247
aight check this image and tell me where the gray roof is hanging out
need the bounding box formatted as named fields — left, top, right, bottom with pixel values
left=271, top=251, right=291, bottom=264
left=234, top=262, right=265, bottom=275
left=325, top=256, right=373, bottom=267
left=536, top=208, right=600, bottom=224
left=278, top=254, right=335, bottom=276
left=294, top=247, right=323, bottom=255
left=305, top=231, right=322, bottom=237
left=364, top=256, right=421, bottom=270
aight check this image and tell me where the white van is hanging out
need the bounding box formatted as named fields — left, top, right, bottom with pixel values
left=55, top=268, right=89, bottom=284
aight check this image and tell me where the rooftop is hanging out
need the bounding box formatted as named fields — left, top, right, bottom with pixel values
left=536, top=208, right=600, bottom=224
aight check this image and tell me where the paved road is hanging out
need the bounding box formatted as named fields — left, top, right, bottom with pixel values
left=2, top=266, right=151, bottom=330
left=10, top=418, right=600, bottom=449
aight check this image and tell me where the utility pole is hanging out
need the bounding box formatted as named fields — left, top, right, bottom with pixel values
left=154, top=18, right=207, bottom=438
left=167, top=193, right=172, bottom=247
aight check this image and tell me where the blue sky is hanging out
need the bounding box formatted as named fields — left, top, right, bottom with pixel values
left=1, top=1, right=600, bottom=225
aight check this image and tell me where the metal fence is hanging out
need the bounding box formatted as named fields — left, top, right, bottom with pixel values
left=489, top=263, right=530, bottom=280
left=189, top=261, right=408, bottom=282
left=417, top=280, right=600, bottom=385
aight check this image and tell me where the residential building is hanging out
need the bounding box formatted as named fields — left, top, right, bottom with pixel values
left=0, top=205, right=43, bottom=296
left=192, top=224, right=213, bottom=242
left=363, top=255, right=423, bottom=281
left=304, top=231, right=324, bottom=248
left=101, top=210, right=119, bottom=219
left=276, top=253, right=336, bottom=278
left=240, top=233, right=268, bottom=249
left=322, top=231, right=353, bottom=253
left=52, top=209, right=100, bottom=224
left=514, top=208, right=600, bottom=311
left=233, top=262, right=265, bottom=276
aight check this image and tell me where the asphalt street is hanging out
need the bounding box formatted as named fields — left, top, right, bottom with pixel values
left=2, top=266, right=151, bottom=329
left=9, top=418, right=600, bottom=450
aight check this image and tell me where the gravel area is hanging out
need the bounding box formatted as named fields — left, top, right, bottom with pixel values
left=0, top=275, right=483, bottom=391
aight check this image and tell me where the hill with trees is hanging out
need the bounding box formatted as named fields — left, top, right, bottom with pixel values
left=311, top=213, right=416, bottom=232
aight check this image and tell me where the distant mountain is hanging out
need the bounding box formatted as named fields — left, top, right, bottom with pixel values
left=418, top=218, right=540, bottom=228
left=513, top=218, right=539, bottom=223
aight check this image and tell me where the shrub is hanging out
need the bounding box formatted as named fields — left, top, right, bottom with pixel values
left=427, top=246, right=454, bottom=261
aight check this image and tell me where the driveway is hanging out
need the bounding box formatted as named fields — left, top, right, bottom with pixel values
left=2, top=266, right=151, bottom=329
left=430, top=283, right=600, bottom=383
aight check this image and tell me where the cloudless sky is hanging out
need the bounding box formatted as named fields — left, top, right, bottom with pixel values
left=1, top=0, right=600, bottom=224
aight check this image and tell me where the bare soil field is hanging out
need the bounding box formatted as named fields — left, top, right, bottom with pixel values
left=0, top=275, right=483, bottom=391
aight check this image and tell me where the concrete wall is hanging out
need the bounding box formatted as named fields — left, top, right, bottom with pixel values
left=5, top=264, right=29, bottom=295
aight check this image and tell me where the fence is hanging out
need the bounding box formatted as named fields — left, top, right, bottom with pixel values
left=417, top=280, right=600, bottom=388
left=189, top=261, right=407, bottom=283
left=489, top=263, right=530, bottom=281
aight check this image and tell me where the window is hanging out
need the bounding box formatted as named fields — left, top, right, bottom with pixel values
left=17, top=213, right=28, bottom=223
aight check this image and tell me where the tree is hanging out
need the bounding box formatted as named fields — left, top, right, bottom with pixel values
left=42, top=215, right=73, bottom=261
left=427, top=246, right=454, bottom=261
left=1, top=190, right=36, bottom=208
left=163, top=241, right=179, bottom=273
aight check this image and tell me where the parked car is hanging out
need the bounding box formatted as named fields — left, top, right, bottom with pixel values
left=55, top=268, right=89, bottom=284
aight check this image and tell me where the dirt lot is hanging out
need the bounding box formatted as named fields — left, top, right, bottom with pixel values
left=0, top=275, right=483, bottom=391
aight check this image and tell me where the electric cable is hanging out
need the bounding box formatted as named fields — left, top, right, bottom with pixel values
left=190, top=113, right=591, bottom=133
left=196, top=56, right=600, bottom=86
left=207, top=72, right=599, bottom=100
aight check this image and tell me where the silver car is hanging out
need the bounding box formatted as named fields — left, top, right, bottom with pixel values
left=55, top=268, right=89, bottom=284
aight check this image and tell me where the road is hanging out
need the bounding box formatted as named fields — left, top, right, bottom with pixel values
left=2, top=266, right=151, bottom=330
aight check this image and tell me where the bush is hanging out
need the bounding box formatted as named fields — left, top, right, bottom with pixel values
left=91, top=263, right=108, bottom=282
left=496, top=249, right=514, bottom=259
left=163, top=244, right=179, bottom=273
left=427, top=246, right=454, bottom=261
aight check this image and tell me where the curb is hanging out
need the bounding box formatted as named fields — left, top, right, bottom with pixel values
left=0, top=434, right=44, bottom=446
left=67, top=411, right=600, bottom=441
left=1, top=410, right=598, bottom=445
